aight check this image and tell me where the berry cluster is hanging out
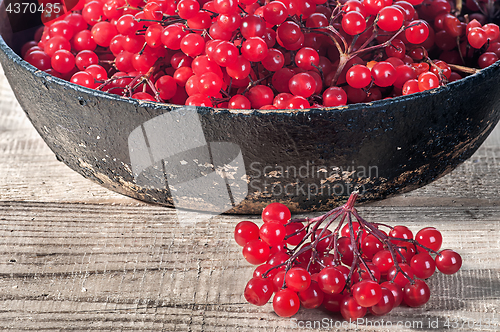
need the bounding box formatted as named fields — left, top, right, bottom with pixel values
left=20, top=0, right=500, bottom=109
left=235, top=192, right=462, bottom=319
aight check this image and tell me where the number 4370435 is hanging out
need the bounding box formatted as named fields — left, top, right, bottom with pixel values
left=444, top=318, right=498, bottom=329
left=6, top=2, right=61, bottom=14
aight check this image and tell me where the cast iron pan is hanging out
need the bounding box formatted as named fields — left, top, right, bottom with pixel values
left=1, top=3, right=500, bottom=214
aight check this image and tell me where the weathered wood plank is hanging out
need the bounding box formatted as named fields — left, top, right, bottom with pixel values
left=0, top=66, right=142, bottom=205
left=0, top=203, right=498, bottom=331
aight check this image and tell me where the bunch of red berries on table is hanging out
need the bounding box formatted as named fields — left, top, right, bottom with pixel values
left=234, top=192, right=462, bottom=319
left=21, top=0, right=499, bottom=108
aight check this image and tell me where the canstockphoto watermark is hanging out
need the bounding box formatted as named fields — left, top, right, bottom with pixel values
left=290, top=318, right=424, bottom=330
left=290, top=317, right=500, bottom=330
left=127, top=107, right=248, bottom=223
left=249, top=161, right=379, bottom=199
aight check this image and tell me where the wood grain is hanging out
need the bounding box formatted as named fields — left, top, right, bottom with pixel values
left=1, top=65, right=499, bottom=331
left=0, top=202, right=499, bottom=331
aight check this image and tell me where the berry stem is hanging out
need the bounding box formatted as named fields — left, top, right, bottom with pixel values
left=263, top=192, right=451, bottom=289
left=352, top=209, right=421, bottom=284
left=447, top=63, right=480, bottom=74
left=351, top=24, right=406, bottom=58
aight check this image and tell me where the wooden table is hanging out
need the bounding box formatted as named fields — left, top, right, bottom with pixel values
left=1, top=65, right=499, bottom=331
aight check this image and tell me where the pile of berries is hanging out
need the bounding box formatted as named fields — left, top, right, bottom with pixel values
left=20, top=0, right=500, bottom=109
left=235, top=192, right=462, bottom=319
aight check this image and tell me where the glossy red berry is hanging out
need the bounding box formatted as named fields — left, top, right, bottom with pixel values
left=289, top=73, right=316, bottom=98
left=372, top=250, right=395, bottom=274
left=161, top=24, right=188, bottom=50
left=371, top=61, right=397, bottom=87
left=180, top=33, right=205, bottom=57
left=387, top=263, right=415, bottom=288
left=228, top=95, right=252, bottom=109
left=418, top=72, right=440, bottom=91
left=243, top=239, right=271, bottom=265
left=403, top=279, right=431, bottom=307
left=44, top=36, right=71, bottom=57
left=340, top=295, right=367, bottom=320
left=396, top=241, right=417, bottom=263
left=253, top=263, right=276, bottom=279
left=342, top=11, right=367, bottom=35
left=468, top=27, right=487, bottom=49
left=241, top=37, right=268, bottom=62
left=273, top=289, right=300, bottom=317
left=362, top=234, right=383, bottom=259
left=240, top=15, right=267, bottom=39
left=435, top=249, right=462, bottom=274
left=322, top=292, right=344, bottom=312
left=85, top=64, right=107, bottom=81
left=277, top=20, right=302, bottom=45
left=298, top=281, right=324, bottom=309
left=234, top=221, right=260, bottom=246
left=352, top=261, right=381, bottom=282
left=262, top=48, right=285, bottom=71
left=402, top=78, right=420, bottom=95
left=415, top=227, right=443, bottom=252
left=346, top=65, right=372, bottom=89
left=322, top=87, right=347, bottom=107
left=155, top=75, right=181, bottom=100
left=377, top=6, right=404, bottom=31
left=246, top=85, right=274, bottom=109
left=262, top=203, right=291, bottom=224
left=380, top=281, right=404, bottom=307
left=244, top=277, right=274, bottom=306
left=285, top=267, right=311, bottom=292
left=214, top=0, right=238, bottom=15
left=285, top=222, right=306, bottom=246
left=198, top=72, right=223, bottom=96
left=272, top=270, right=286, bottom=292
left=177, top=0, right=200, bottom=19
left=337, top=236, right=354, bottom=266
left=71, top=71, right=97, bottom=89
left=259, top=222, right=286, bottom=247
left=352, top=280, right=383, bottom=307
left=131, top=92, right=156, bottom=101
left=370, top=286, right=395, bottom=315
left=478, top=52, right=499, bottom=69
left=410, top=253, right=436, bottom=279
left=226, top=55, right=251, bottom=80
left=317, top=266, right=346, bottom=294
left=312, top=228, right=333, bottom=252
left=91, top=21, right=117, bottom=47
left=295, top=47, right=320, bottom=71
left=263, top=1, right=288, bottom=25
left=212, top=40, right=239, bottom=67
left=117, top=14, right=139, bottom=35
left=51, top=50, right=75, bottom=74
left=25, top=50, right=52, bottom=70
left=389, top=225, right=413, bottom=242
